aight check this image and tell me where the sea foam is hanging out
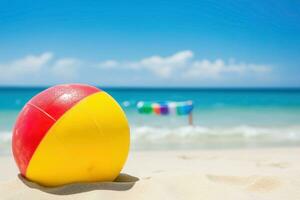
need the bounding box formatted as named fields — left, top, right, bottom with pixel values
left=1, top=125, right=300, bottom=154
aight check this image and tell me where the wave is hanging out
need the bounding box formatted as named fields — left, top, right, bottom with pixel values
left=1, top=125, right=300, bottom=153
left=131, top=125, right=300, bottom=139
left=130, top=125, right=300, bottom=149
left=0, top=131, right=12, bottom=155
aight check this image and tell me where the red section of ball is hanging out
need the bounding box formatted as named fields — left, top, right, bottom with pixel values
left=12, top=84, right=100, bottom=175
left=12, top=104, right=55, bottom=175
left=28, top=84, right=100, bottom=120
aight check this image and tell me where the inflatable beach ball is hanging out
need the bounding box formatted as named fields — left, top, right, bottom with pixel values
left=12, top=84, right=130, bottom=186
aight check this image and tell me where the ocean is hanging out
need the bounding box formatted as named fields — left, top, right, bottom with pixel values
left=1, top=87, right=300, bottom=154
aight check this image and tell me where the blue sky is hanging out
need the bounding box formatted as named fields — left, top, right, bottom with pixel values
left=0, top=0, right=299, bottom=87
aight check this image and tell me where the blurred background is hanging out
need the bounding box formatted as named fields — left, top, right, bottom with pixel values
left=1, top=0, right=300, bottom=153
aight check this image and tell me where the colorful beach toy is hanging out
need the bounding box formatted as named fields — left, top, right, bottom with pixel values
left=137, top=101, right=194, bottom=125
left=12, top=84, right=130, bottom=186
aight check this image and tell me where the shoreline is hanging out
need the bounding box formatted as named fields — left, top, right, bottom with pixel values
left=1, top=148, right=300, bottom=199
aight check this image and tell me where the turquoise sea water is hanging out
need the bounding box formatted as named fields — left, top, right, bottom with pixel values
left=1, top=87, right=300, bottom=153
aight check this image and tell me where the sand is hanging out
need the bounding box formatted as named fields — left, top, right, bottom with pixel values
left=1, top=148, right=300, bottom=200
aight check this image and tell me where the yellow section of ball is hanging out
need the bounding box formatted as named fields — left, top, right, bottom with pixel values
left=25, top=91, right=130, bottom=187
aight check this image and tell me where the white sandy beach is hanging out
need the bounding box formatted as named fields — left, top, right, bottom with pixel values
left=1, top=148, right=300, bottom=200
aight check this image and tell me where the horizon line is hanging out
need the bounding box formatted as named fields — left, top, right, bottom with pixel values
left=0, top=85, right=300, bottom=90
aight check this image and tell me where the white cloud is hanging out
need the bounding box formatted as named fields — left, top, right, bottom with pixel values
left=183, top=59, right=271, bottom=79
left=51, top=58, right=80, bottom=79
left=98, top=50, right=194, bottom=78
left=97, top=50, right=271, bottom=79
left=248, top=64, right=271, bottom=73
left=129, top=50, right=193, bottom=78
left=0, top=50, right=272, bottom=85
left=0, top=52, right=53, bottom=79
left=0, top=52, right=80, bottom=83
left=98, top=60, right=119, bottom=69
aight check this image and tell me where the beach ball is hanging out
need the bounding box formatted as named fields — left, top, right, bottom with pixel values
left=12, top=84, right=130, bottom=186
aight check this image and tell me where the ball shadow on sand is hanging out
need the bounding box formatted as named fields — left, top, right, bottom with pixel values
left=18, top=173, right=139, bottom=195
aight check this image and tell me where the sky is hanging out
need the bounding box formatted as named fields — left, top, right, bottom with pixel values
left=0, top=0, right=299, bottom=87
